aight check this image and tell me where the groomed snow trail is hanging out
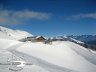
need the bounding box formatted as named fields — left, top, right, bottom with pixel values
left=7, top=42, right=76, bottom=72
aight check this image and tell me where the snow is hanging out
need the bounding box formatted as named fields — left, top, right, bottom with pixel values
left=0, top=39, right=21, bottom=49
left=0, top=38, right=96, bottom=72
left=0, top=26, right=33, bottom=40
left=0, top=39, right=72, bottom=72
left=16, top=41, right=96, bottom=72
left=69, top=37, right=85, bottom=44
left=22, top=65, right=50, bottom=72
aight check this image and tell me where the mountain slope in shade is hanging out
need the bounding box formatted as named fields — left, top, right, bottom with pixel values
left=0, top=26, right=33, bottom=40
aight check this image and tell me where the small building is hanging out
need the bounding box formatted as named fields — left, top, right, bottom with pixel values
left=26, top=36, right=36, bottom=42
left=35, top=36, right=46, bottom=42
left=24, top=36, right=46, bottom=42
left=44, top=38, right=52, bottom=44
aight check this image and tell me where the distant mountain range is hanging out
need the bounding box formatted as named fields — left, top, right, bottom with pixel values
left=68, top=35, right=96, bottom=44
left=68, top=35, right=96, bottom=50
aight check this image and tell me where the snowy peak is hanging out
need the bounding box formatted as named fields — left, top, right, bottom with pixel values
left=0, top=26, right=33, bottom=40
left=69, top=37, right=84, bottom=44
left=68, top=35, right=96, bottom=42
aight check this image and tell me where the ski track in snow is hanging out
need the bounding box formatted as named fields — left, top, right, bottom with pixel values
left=7, top=43, right=77, bottom=72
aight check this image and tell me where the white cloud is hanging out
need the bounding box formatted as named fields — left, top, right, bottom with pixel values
left=66, top=13, right=96, bottom=20
left=13, top=10, right=51, bottom=19
left=0, top=9, right=51, bottom=25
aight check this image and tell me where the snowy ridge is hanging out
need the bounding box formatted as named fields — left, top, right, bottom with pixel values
left=0, top=26, right=33, bottom=40
left=69, top=37, right=85, bottom=44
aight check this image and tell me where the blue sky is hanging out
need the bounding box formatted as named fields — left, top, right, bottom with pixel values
left=0, top=0, right=96, bottom=36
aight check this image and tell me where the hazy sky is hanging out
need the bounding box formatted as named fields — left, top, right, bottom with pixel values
left=0, top=0, right=96, bottom=36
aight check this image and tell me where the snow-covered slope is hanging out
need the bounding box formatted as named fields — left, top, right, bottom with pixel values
left=16, top=41, right=96, bottom=72
left=0, top=39, right=96, bottom=72
left=0, top=26, right=96, bottom=72
left=0, top=26, right=33, bottom=40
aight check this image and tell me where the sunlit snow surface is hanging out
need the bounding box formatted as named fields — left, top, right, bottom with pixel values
left=0, top=26, right=32, bottom=40
left=0, top=39, right=96, bottom=72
